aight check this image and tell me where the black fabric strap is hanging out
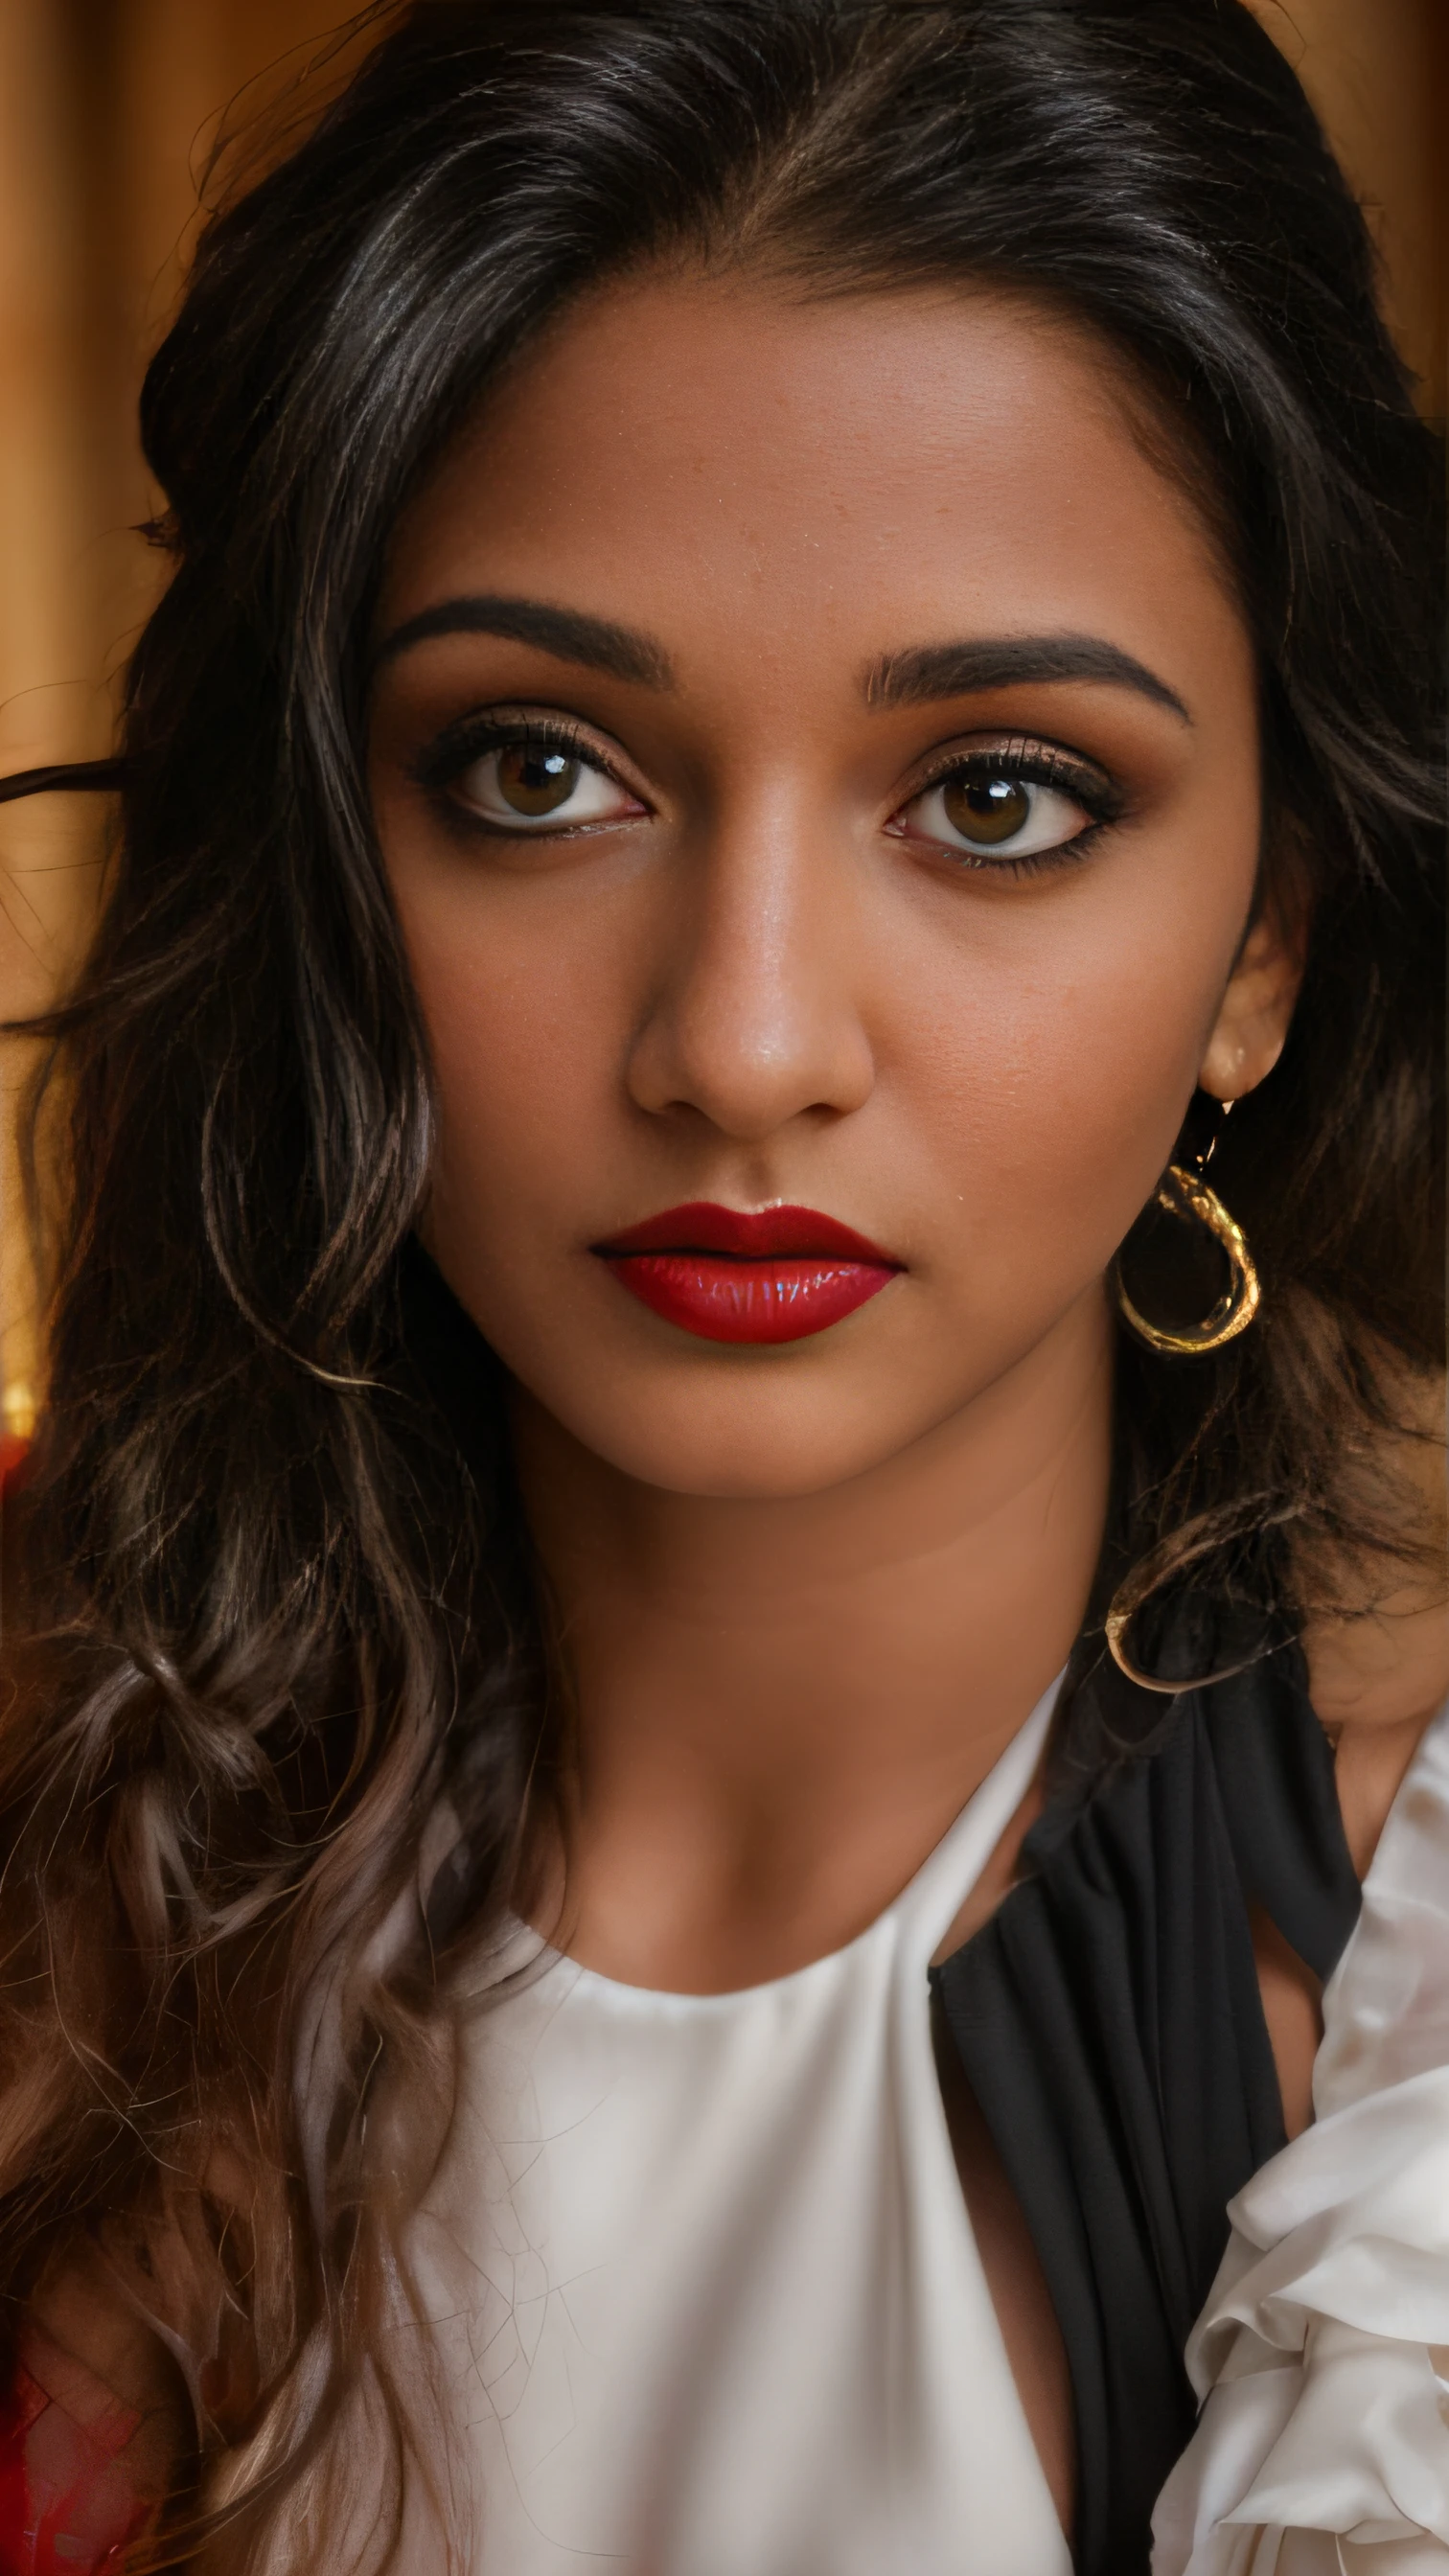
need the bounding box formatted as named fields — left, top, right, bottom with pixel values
left=934, top=1647, right=1360, bottom=2576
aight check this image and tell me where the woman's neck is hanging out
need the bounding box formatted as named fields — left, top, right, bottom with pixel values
left=513, top=1289, right=1114, bottom=1991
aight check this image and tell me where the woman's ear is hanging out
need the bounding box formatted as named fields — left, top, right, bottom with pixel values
left=1198, top=890, right=1307, bottom=1104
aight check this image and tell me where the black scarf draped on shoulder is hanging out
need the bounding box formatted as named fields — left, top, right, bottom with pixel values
left=934, top=1647, right=1361, bottom=2576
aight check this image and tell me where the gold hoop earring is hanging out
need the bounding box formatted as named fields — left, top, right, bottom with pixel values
left=1103, top=1595, right=1270, bottom=1694
left=1113, top=1107, right=1260, bottom=1357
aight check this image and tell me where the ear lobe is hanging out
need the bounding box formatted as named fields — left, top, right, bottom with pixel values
left=1198, top=901, right=1307, bottom=1104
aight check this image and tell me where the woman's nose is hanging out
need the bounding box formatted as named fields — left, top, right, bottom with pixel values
left=625, top=791, right=877, bottom=1143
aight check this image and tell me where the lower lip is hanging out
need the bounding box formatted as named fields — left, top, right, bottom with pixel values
left=598, top=1252, right=898, bottom=1344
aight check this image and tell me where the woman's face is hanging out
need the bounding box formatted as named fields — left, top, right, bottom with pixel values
left=370, top=273, right=1290, bottom=1499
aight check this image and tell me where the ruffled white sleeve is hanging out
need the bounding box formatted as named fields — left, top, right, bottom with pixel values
left=1152, top=1699, right=1449, bottom=2576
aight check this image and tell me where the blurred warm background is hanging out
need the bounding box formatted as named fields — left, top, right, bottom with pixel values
left=0, top=0, right=1444, bottom=1446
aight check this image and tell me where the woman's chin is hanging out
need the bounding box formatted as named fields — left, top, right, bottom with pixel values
left=504, top=1355, right=954, bottom=1504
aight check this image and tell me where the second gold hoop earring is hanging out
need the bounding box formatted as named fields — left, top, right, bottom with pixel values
left=1113, top=1114, right=1260, bottom=1357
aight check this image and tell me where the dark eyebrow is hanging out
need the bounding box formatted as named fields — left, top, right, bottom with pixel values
left=863, top=632, right=1190, bottom=722
left=374, top=593, right=673, bottom=688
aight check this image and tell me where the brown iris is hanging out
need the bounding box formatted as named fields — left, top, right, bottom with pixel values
left=941, top=773, right=1031, bottom=844
left=496, top=743, right=581, bottom=816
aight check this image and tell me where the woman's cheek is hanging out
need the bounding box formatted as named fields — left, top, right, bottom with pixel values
left=890, top=888, right=1236, bottom=1316
left=405, top=885, right=677, bottom=1369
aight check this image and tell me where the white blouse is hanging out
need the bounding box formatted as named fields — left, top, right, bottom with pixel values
left=407, top=1675, right=1070, bottom=2576
left=1152, top=1698, right=1449, bottom=2575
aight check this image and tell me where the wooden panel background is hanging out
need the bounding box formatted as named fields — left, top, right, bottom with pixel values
left=1, top=0, right=1443, bottom=1436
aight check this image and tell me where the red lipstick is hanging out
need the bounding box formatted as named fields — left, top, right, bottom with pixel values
left=593, top=1203, right=901, bottom=1345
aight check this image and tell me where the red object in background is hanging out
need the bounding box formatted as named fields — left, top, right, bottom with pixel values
left=0, top=2342, right=150, bottom=2575
left=0, top=1435, right=30, bottom=1497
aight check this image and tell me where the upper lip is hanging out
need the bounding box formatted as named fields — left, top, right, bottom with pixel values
left=593, top=1202, right=900, bottom=1264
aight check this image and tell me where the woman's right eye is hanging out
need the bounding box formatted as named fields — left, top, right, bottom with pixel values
left=451, top=737, right=644, bottom=833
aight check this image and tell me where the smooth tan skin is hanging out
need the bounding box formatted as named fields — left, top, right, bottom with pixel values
left=364, top=271, right=1443, bottom=2530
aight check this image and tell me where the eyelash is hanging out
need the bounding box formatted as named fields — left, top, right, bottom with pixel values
left=413, top=715, right=1125, bottom=871
left=413, top=713, right=617, bottom=799
left=899, top=736, right=1125, bottom=877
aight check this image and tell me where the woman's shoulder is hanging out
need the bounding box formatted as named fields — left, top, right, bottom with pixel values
left=1304, top=1586, right=1449, bottom=1876
left=1302, top=1358, right=1449, bottom=1872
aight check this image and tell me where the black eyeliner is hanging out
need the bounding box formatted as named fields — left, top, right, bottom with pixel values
left=916, top=733, right=1127, bottom=827
left=897, top=730, right=1129, bottom=880
left=408, top=707, right=601, bottom=794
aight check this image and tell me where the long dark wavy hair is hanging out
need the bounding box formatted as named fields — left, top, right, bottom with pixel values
left=0, top=0, right=1442, bottom=2564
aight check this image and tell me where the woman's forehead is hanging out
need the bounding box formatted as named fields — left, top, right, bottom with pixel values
left=380, top=272, right=1249, bottom=718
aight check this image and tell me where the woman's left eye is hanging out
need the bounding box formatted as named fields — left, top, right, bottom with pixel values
left=896, top=765, right=1095, bottom=863
left=452, top=738, right=642, bottom=832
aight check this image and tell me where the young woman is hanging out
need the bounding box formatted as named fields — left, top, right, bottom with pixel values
left=0, top=3, right=1443, bottom=2570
